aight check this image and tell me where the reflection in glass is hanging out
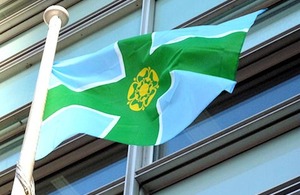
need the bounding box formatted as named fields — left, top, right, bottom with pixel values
left=0, top=135, right=22, bottom=172
left=36, top=144, right=127, bottom=194
left=159, top=74, right=300, bottom=157
left=50, top=158, right=126, bottom=195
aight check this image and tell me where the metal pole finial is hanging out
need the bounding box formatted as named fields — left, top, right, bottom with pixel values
left=43, top=5, right=69, bottom=27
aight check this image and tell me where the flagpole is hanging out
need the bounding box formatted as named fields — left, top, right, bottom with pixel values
left=123, top=0, right=155, bottom=194
left=11, top=6, right=69, bottom=195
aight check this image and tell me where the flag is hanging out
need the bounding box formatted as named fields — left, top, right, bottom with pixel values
left=36, top=10, right=264, bottom=159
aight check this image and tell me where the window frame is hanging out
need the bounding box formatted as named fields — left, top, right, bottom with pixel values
left=0, top=0, right=81, bottom=45
left=0, top=0, right=142, bottom=82
left=137, top=91, right=300, bottom=194
left=259, top=176, right=300, bottom=195
left=0, top=1, right=142, bottom=194
left=134, top=2, right=300, bottom=193
left=0, top=0, right=299, bottom=194
left=93, top=1, right=300, bottom=193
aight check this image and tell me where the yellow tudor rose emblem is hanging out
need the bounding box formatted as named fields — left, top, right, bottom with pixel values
left=127, top=67, right=159, bottom=111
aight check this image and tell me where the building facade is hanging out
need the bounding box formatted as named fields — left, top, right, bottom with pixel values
left=0, top=0, right=299, bottom=194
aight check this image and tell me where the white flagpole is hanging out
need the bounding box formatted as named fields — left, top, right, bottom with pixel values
left=11, top=6, right=69, bottom=195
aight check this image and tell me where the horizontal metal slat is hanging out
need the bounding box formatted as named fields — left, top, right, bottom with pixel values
left=0, top=0, right=142, bottom=83
left=136, top=95, right=300, bottom=193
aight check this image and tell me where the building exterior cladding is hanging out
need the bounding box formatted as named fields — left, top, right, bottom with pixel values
left=0, top=0, right=299, bottom=194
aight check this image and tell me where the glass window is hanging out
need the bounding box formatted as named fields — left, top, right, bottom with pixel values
left=0, top=8, right=141, bottom=118
left=35, top=144, right=127, bottom=194
left=154, top=0, right=300, bottom=158
left=0, top=136, right=22, bottom=172
left=154, top=0, right=226, bottom=31
left=154, top=127, right=300, bottom=195
left=0, top=0, right=116, bottom=62
left=0, top=0, right=36, bottom=20
left=158, top=72, right=300, bottom=157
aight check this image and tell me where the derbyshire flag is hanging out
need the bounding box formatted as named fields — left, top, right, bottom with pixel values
left=36, top=10, right=264, bottom=159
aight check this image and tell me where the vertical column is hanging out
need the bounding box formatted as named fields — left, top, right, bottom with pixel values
left=123, top=0, right=156, bottom=194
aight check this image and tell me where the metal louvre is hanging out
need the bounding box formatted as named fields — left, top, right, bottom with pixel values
left=259, top=176, right=300, bottom=195
left=0, top=0, right=142, bottom=83
left=0, top=0, right=82, bottom=45
left=136, top=94, right=300, bottom=194
left=0, top=0, right=299, bottom=194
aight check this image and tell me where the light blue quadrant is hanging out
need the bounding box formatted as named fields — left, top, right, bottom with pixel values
left=36, top=105, right=119, bottom=160
left=156, top=70, right=236, bottom=144
left=51, top=43, right=124, bottom=92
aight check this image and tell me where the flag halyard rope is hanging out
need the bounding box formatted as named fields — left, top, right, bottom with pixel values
left=15, top=163, right=35, bottom=195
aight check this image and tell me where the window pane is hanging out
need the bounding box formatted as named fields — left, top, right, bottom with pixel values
left=155, top=127, right=300, bottom=195
left=159, top=73, right=300, bottom=157
left=0, top=0, right=116, bottom=62
left=50, top=158, right=126, bottom=195
left=36, top=145, right=127, bottom=194
left=0, top=136, right=22, bottom=172
left=154, top=0, right=226, bottom=31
